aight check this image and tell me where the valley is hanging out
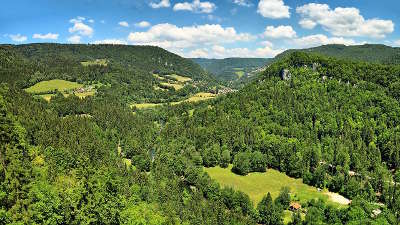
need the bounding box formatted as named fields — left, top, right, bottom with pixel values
left=1, top=43, right=400, bottom=225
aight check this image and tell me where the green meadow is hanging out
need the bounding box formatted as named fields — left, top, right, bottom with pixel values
left=25, top=79, right=83, bottom=93
left=204, top=165, right=347, bottom=208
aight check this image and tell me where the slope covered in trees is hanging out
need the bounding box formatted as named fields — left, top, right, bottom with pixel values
left=1, top=44, right=400, bottom=224
left=0, top=43, right=217, bottom=104
left=276, top=44, right=400, bottom=64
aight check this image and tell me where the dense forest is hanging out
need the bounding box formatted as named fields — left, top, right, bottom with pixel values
left=276, top=44, right=400, bottom=65
left=1, top=44, right=400, bottom=224
left=0, top=43, right=217, bottom=104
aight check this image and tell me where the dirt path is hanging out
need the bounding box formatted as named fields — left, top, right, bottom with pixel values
left=326, top=192, right=351, bottom=205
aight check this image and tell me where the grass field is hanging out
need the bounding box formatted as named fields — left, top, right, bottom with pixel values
left=204, top=165, right=347, bottom=207
left=184, top=92, right=216, bottom=103
left=74, top=90, right=96, bottom=98
left=81, top=59, right=107, bottom=67
left=130, top=103, right=164, bottom=109
left=160, top=82, right=184, bottom=90
left=25, top=79, right=83, bottom=93
left=153, top=74, right=166, bottom=80
left=235, top=71, right=245, bottom=79
left=166, top=74, right=192, bottom=82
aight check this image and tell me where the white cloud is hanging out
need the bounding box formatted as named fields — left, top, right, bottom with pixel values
left=289, top=34, right=356, bottom=48
left=135, top=21, right=151, bottom=28
left=92, top=39, right=128, bottom=45
left=173, top=0, right=216, bottom=14
left=233, top=0, right=252, bottom=7
left=33, top=33, right=59, bottom=40
left=119, top=21, right=129, bottom=27
left=69, top=17, right=94, bottom=37
left=67, top=35, right=81, bottom=44
left=299, top=19, right=316, bottom=29
left=394, top=40, right=400, bottom=46
left=149, top=0, right=170, bottom=8
left=88, top=19, right=95, bottom=23
left=296, top=3, right=394, bottom=38
left=264, top=25, right=296, bottom=39
left=9, top=34, right=27, bottom=42
left=257, top=0, right=290, bottom=19
left=127, top=23, right=254, bottom=51
left=187, top=44, right=283, bottom=58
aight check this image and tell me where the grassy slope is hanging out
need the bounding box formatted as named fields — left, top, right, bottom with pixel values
left=25, top=79, right=83, bottom=93
left=205, top=165, right=345, bottom=207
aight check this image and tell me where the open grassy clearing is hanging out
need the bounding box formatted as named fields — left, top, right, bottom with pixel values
left=166, top=74, right=192, bottom=82
left=74, top=90, right=96, bottom=98
left=130, top=103, right=164, bottom=109
left=81, top=59, right=107, bottom=67
left=25, top=79, right=83, bottom=93
left=204, top=165, right=348, bottom=208
left=235, top=71, right=245, bottom=79
left=160, top=82, right=184, bottom=90
left=152, top=74, right=166, bottom=80
left=182, top=92, right=216, bottom=103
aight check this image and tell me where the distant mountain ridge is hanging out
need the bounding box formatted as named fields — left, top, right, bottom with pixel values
left=191, top=58, right=271, bottom=84
left=275, top=44, right=400, bottom=64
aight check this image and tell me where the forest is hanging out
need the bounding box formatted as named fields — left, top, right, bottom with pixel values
left=1, top=44, right=400, bottom=224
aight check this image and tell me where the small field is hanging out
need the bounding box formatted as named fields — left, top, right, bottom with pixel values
left=235, top=71, right=245, bottom=79
left=204, top=165, right=348, bottom=207
left=81, top=59, right=107, bottom=67
left=25, top=79, right=83, bottom=93
left=183, top=92, right=216, bottom=103
left=166, top=74, right=192, bottom=82
left=160, top=82, right=184, bottom=90
left=130, top=103, right=164, bottom=109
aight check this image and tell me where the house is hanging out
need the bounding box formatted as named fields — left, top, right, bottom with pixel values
left=289, top=202, right=301, bottom=211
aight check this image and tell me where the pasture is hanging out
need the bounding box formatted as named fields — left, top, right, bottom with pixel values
left=25, top=79, right=83, bottom=93
left=160, top=82, right=184, bottom=90
left=166, top=74, right=192, bottom=82
left=81, top=59, right=107, bottom=67
left=204, top=165, right=348, bottom=208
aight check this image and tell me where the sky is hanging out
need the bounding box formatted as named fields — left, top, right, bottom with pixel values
left=1, top=0, right=400, bottom=58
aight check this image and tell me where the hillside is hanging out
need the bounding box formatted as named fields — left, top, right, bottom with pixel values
left=191, top=57, right=271, bottom=85
left=276, top=44, right=400, bottom=64
left=0, top=43, right=217, bottom=104
left=2, top=47, right=400, bottom=224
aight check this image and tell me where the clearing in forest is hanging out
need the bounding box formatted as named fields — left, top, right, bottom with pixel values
left=25, top=79, right=83, bottom=93
left=205, top=165, right=349, bottom=207
left=166, top=74, right=192, bottom=82
left=81, top=59, right=107, bottom=67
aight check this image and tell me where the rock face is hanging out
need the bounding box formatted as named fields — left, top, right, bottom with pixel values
left=312, top=62, right=320, bottom=71
left=280, top=69, right=291, bottom=80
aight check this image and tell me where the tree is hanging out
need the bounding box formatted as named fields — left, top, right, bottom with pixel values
left=289, top=211, right=302, bottom=225
left=220, top=147, right=231, bottom=168
left=232, top=152, right=251, bottom=175
left=257, top=192, right=282, bottom=225
left=251, top=151, right=267, bottom=172
left=203, top=144, right=220, bottom=167
left=275, top=187, right=291, bottom=209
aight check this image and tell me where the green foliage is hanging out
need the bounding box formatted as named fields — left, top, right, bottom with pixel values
left=257, top=193, right=283, bottom=225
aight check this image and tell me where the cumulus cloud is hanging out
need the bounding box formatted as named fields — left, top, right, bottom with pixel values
left=296, top=3, right=394, bottom=38
left=88, top=19, right=95, bottom=23
left=92, top=39, right=128, bottom=45
left=394, top=40, right=400, bottom=46
left=9, top=34, right=27, bottom=42
left=257, top=0, right=290, bottom=19
left=135, top=21, right=151, bottom=28
left=127, top=23, right=254, bottom=50
left=299, top=19, right=316, bottom=29
left=69, top=17, right=93, bottom=37
left=233, top=0, right=252, bottom=7
left=119, top=21, right=129, bottom=27
left=67, top=35, right=81, bottom=44
left=33, top=33, right=59, bottom=40
left=187, top=44, right=283, bottom=58
left=289, top=34, right=356, bottom=48
left=149, top=0, right=170, bottom=8
left=173, top=0, right=216, bottom=14
left=264, top=25, right=296, bottom=39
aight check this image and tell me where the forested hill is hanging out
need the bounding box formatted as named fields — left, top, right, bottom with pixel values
left=191, top=57, right=271, bottom=84
left=0, top=43, right=217, bottom=104
left=1, top=43, right=211, bottom=85
left=275, top=44, right=400, bottom=64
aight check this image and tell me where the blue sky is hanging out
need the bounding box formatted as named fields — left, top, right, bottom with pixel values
left=1, top=0, right=400, bottom=58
